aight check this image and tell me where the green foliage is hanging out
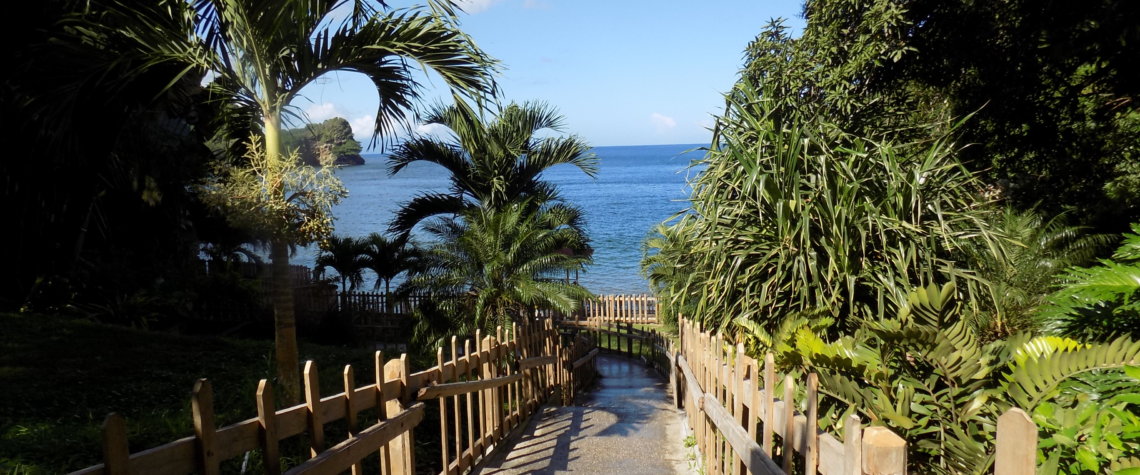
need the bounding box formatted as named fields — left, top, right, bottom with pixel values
left=1040, top=224, right=1140, bottom=341
left=360, top=233, right=420, bottom=295
left=646, top=76, right=998, bottom=337
left=786, top=283, right=1140, bottom=473
left=959, top=209, right=1113, bottom=339
left=281, top=117, right=364, bottom=166
left=315, top=235, right=369, bottom=292
left=200, top=139, right=347, bottom=246
left=403, top=203, right=593, bottom=345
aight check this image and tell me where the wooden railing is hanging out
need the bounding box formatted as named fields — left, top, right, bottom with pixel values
left=676, top=319, right=907, bottom=475
left=554, top=294, right=658, bottom=324
left=71, top=319, right=591, bottom=475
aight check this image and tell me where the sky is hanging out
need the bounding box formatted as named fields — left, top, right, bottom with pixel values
left=291, top=0, right=806, bottom=148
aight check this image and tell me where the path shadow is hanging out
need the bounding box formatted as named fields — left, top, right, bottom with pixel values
left=476, top=354, right=686, bottom=474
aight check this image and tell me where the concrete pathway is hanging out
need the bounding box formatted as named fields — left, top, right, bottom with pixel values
left=476, top=354, right=691, bottom=474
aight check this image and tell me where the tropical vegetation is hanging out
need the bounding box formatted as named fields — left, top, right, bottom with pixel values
left=403, top=202, right=593, bottom=345
left=104, top=0, right=496, bottom=402
left=389, top=101, right=597, bottom=342
left=387, top=100, right=597, bottom=235
left=644, top=1, right=1140, bottom=472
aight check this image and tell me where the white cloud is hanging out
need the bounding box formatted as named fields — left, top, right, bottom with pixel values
left=305, top=102, right=339, bottom=122
left=650, top=113, right=677, bottom=133
left=350, top=115, right=376, bottom=138
left=455, top=0, right=503, bottom=14
left=415, top=122, right=452, bottom=138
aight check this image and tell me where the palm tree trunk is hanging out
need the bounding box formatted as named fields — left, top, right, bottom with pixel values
left=270, top=238, right=300, bottom=405
left=265, top=110, right=300, bottom=405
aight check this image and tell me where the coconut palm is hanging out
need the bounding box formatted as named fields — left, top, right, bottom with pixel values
left=100, top=0, right=495, bottom=402
left=315, top=235, right=368, bottom=293
left=360, top=232, right=419, bottom=295
left=387, top=100, right=597, bottom=234
left=403, top=201, right=593, bottom=341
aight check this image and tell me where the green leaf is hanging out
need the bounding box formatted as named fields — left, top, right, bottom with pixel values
left=1075, top=448, right=1099, bottom=472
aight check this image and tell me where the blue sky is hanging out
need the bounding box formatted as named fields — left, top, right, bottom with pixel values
left=292, top=0, right=805, bottom=148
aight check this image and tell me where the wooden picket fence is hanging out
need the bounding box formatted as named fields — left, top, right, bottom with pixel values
left=71, top=319, right=589, bottom=475
left=675, top=319, right=1046, bottom=475
left=560, top=294, right=657, bottom=324
left=677, top=319, right=900, bottom=475
left=339, top=292, right=432, bottom=316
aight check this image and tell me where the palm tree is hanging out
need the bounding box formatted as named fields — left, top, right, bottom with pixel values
left=315, top=235, right=368, bottom=293
left=403, top=201, right=593, bottom=340
left=960, top=208, right=1112, bottom=338
left=360, top=232, right=419, bottom=296
left=387, top=101, right=597, bottom=234
left=103, top=0, right=495, bottom=402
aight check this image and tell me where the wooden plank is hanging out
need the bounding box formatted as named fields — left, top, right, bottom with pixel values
left=375, top=351, right=391, bottom=475
left=123, top=436, right=197, bottom=474
left=818, top=432, right=846, bottom=475
left=843, top=414, right=862, bottom=475
left=192, top=379, right=220, bottom=475
left=416, top=369, right=525, bottom=401
left=101, top=413, right=129, bottom=475
left=782, top=375, right=794, bottom=473
left=385, top=354, right=414, bottom=475
left=763, top=353, right=775, bottom=456
left=700, top=394, right=784, bottom=475
left=343, top=366, right=362, bottom=475
left=437, top=348, right=451, bottom=475
left=284, top=403, right=426, bottom=475
left=733, top=344, right=747, bottom=475
left=257, top=380, right=281, bottom=475
left=806, top=373, right=818, bottom=474
left=862, top=426, right=906, bottom=475
left=572, top=348, right=600, bottom=369
left=519, top=355, right=557, bottom=371
left=304, top=361, right=325, bottom=457
left=450, top=336, right=462, bottom=472
left=995, top=408, right=1036, bottom=475
left=464, top=339, right=477, bottom=462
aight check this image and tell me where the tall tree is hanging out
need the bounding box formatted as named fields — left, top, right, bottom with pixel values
left=745, top=0, right=1140, bottom=228
left=387, top=101, right=598, bottom=234
left=108, top=0, right=496, bottom=401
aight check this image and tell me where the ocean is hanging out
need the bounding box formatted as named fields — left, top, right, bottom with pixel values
left=294, top=143, right=705, bottom=294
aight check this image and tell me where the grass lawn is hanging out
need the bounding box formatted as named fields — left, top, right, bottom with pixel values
left=0, top=312, right=379, bottom=474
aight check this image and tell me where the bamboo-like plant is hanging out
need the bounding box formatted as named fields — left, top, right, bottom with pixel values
left=647, top=78, right=1000, bottom=337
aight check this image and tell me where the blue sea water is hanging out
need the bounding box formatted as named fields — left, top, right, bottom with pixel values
left=294, top=143, right=705, bottom=294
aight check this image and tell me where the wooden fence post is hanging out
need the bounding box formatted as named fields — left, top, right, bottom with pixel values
left=342, top=365, right=363, bottom=475
left=304, top=361, right=325, bottom=457
left=101, top=413, right=130, bottom=475
left=256, top=380, right=280, bottom=475
left=782, top=374, right=795, bottom=474
left=843, top=414, right=862, bottom=475
left=192, top=379, right=220, bottom=475
left=995, top=408, right=1036, bottom=475
left=385, top=354, right=414, bottom=475
left=862, top=426, right=906, bottom=475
